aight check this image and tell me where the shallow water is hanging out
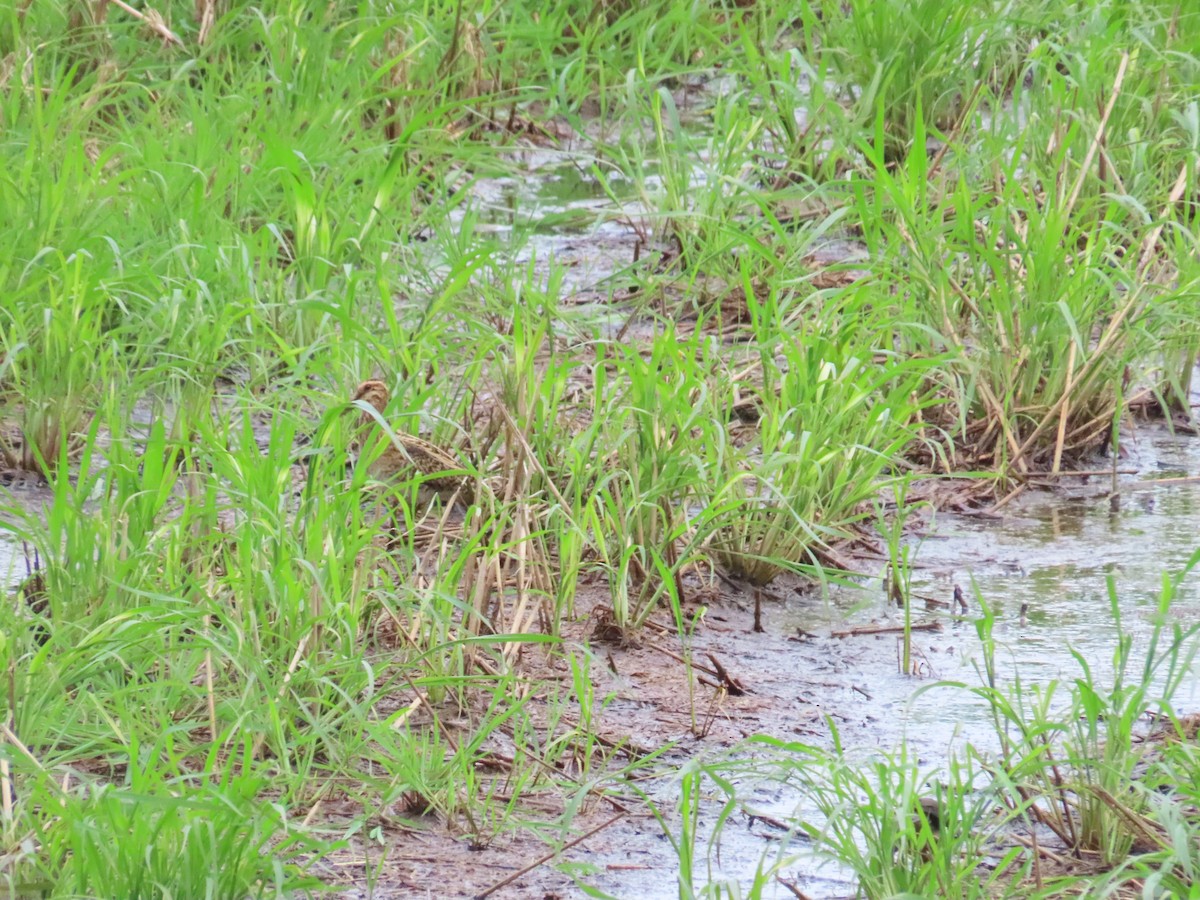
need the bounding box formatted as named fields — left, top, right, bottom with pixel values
left=897, top=425, right=1200, bottom=729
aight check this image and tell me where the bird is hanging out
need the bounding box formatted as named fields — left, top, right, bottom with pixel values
left=913, top=796, right=942, bottom=833
left=349, top=380, right=474, bottom=506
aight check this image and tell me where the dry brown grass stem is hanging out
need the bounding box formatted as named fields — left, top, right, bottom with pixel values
left=464, top=518, right=491, bottom=641
left=474, top=812, right=627, bottom=899
left=109, top=0, right=183, bottom=47
left=502, top=504, right=534, bottom=663
left=1064, top=51, right=1130, bottom=216
left=1, top=661, right=11, bottom=835
left=976, top=379, right=1029, bottom=475
left=0, top=723, right=55, bottom=788
left=195, top=0, right=216, bottom=46
left=202, top=575, right=218, bottom=745
left=1051, top=340, right=1076, bottom=475
left=990, top=482, right=1025, bottom=512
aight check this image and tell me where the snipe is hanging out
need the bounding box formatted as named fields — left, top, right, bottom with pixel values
left=350, top=380, right=474, bottom=505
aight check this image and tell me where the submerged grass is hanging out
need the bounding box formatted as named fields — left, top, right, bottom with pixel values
left=1, top=0, right=1199, bottom=894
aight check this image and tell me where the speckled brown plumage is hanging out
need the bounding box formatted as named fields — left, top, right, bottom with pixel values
left=350, top=380, right=473, bottom=505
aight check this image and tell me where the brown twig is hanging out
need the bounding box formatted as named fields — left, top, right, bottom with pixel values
left=1009, top=830, right=1073, bottom=868
left=990, top=482, right=1026, bottom=513
left=831, top=621, right=942, bottom=638
left=706, top=652, right=747, bottom=696
left=776, top=877, right=814, bottom=900
left=1129, top=474, right=1200, bottom=488
left=1023, top=467, right=1137, bottom=479
left=474, top=812, right=626, bottom=899
left=643, top=639, right=744, bottom=688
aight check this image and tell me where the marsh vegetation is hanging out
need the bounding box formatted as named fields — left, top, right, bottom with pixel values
left=2, top=0, right=1200, bottom=896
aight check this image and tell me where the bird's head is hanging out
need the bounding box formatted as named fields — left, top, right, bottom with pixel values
left=350, top=380, right=390, bottom=416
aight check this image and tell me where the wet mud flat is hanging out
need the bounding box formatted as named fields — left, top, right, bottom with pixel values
left=294, top=420, right=1200, bottom=899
